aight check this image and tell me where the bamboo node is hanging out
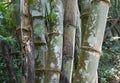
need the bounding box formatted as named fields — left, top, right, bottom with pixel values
left=80, top=46, right=102, bottom=55
left=100, top=0, right=111, bottom=6
left=35, top=68, right=61, bottom=74
left=80, top=12, right=90, bottom=19
left=65, top=23, right=77, bottom=28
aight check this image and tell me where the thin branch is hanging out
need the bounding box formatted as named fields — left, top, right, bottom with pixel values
left=103, top=16, right=120, bottom=42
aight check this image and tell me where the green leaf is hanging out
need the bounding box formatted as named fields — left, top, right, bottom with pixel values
left=28, top=0, right=34, bottom=4
left=46, top=11, right=57, bottom=24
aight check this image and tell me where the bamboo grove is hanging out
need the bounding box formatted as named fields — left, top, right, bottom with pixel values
left=19, top=0, right=110, bottom=83
left=0, top=0, right=111, bottom=83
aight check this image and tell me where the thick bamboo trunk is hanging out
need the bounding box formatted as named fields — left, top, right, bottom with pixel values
left=72, top=1, right=91, bottom=82
left=31, top=0, right=64, bottom=82
left=72, top=4, right=81, bottom=83
left=30, top=0, right=47, bottom=82
left=60, top=0, right=80, bottom=83
left=43, top=0, right=63, bottom=82
left=73, top=0, right=110, bottom=83
left=20, top=0, right=35, bottom=83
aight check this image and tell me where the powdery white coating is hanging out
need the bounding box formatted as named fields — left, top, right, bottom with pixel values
left=77, top=79, right=80, bottom=82
left=87, top=35, right=95, bottom=47
left=54, top=2, right=63, bottom=35
left=51, top=74, right=57, bottom=79
left=54, top=45, right=59, bottom=53
left=84, top=59, right=89, bottom=70
left=53, top=43, right=62, bottom=70
left=50, top=74, right=58, bottom=83
left=26, top=40, right=32, bottom=52
left=79, top=69, right=83, bottom=74
left=31, top=10, right=41, bottom=16
left=86, top=81, right=89, bottom=83
left=53, top=25, right=63, bottom=35
left=56, top=4, right=63, bottom=19
left=50, top=62, right=55, bottom=68
left=25, top=57, right=28, bottom=65
left=88, top=51, right=98, bottom=57
left=83, top=73, right=90, bottom=78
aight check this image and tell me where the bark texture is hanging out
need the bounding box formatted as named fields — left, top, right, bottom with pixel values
left=60, top=0, right=80, bottom=83
left=20, top=0, right=35, bottom=83
left=30, top=0, right=64, bottom=83
left=19, top=0, right=110, bottom=83
left=73, top=0, right=110, bottom=83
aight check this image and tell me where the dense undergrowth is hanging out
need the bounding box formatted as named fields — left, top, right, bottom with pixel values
left=0, top=36, right=22, bottom=83
left=98, top=38, right=120, bottom=83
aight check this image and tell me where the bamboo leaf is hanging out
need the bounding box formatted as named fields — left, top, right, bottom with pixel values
left=28, top=0, right=34, bottom=4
